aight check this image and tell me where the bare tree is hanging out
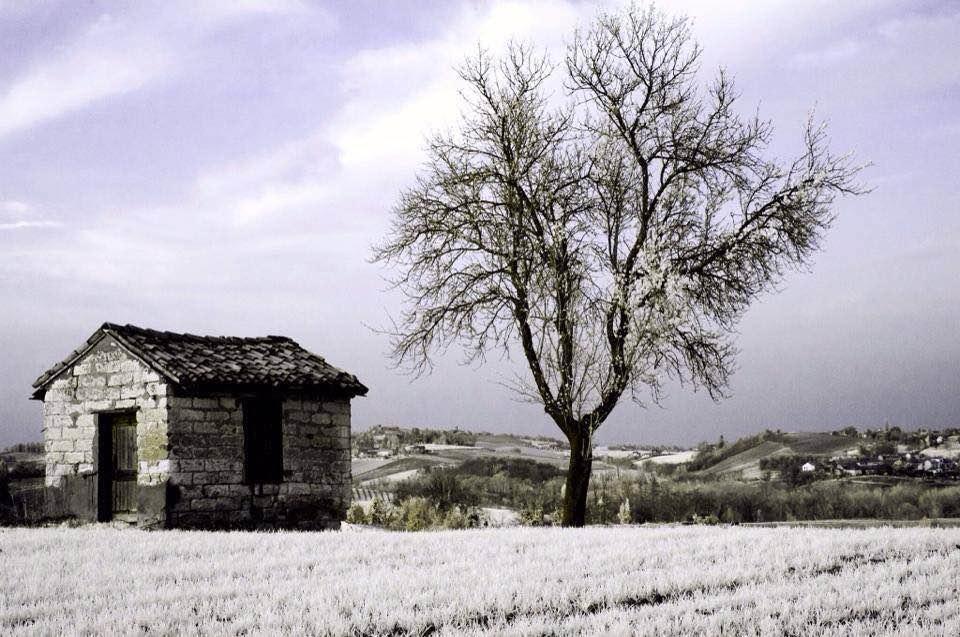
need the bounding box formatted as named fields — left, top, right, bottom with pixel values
left=374, top=3, right=865, bottom=527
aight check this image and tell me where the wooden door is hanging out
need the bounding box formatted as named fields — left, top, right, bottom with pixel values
left=97, top=411, right=138, bottom=521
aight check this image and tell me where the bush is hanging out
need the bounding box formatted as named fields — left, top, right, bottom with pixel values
left=398, top=497, right=437, bottom=531
left=368, top=498, right=397, bottom=528
left=346, top=503, right=368, bottom=525
left=358, top=497, right=487, bottom=531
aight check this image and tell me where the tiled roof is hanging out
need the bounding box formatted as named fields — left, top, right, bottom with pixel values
left=32, top=323, right=368, bottom=398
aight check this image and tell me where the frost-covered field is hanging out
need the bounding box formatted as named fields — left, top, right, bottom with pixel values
left=2, top=525, right=959, bottom=635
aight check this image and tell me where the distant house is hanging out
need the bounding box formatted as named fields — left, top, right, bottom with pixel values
left=373, top=431, right=401, bottom=450
left=32, top=323, right=367, bottom=530
left=800, top=462, right=816, bottom=473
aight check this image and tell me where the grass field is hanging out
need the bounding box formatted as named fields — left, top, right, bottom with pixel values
left=2, top=525, right=959, bottom=635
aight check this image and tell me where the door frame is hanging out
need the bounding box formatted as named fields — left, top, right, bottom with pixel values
left=95, top=409, right=139, bottom=522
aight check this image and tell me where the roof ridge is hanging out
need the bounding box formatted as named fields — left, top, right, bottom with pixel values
left=103, top=322, right=295, bottom=343
left=33, top=322, right=367, bottom=399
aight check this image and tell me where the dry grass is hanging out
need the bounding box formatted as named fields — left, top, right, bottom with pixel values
left=1, top=525, right=959, bottom=635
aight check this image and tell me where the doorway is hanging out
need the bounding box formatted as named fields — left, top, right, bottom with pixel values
left=97, top=411, right=138, bottom=522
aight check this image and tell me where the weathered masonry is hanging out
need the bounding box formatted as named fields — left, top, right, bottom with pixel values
left=31, top=323, right=367, bottom=530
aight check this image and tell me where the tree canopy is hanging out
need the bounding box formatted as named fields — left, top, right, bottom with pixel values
left=375, top=3, right=865, bottom=526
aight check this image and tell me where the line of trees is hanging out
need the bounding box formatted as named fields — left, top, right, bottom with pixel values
left=375, top=460, right=960, bottom=528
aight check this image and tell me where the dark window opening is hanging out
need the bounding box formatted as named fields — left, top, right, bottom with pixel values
left=243, top=398, right=283, bottom=483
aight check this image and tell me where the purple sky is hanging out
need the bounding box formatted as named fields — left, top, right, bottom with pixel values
left=1, top=0, right=958, bottom=448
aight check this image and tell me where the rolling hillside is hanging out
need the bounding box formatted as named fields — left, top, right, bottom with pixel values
left=695, top=432, right=860, bottom=479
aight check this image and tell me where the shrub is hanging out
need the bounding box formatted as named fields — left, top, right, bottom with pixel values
left=398, top=497, right=437, bottom=532
left=346, top=503, right=368, bottom=525
left=368, top=498, right=397, bottom=528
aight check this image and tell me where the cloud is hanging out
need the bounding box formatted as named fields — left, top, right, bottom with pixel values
left=0, top=220, right=61, bottom=231
left=0, top=17, right=173, bottom=139
left=0, top=199, right=60, bottom=231
left=0, top=1, right=314, bottom=140
left=329, top=0, right=586, bottom=175
left=192, top=135, right=337, bottom=226
left=790, top=39, right=862, bottom=68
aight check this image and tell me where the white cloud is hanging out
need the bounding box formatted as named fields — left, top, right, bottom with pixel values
left=0, top=220, right=60, bottom=231
left=0, top=21, right=173, bottom=139
left=330, top=0, right=587, bottom=175
left=790, top=39, right=862, bottom=68
left=0, top=198, right=60, bottom=231
left=0, top=1, right=315, bottom=140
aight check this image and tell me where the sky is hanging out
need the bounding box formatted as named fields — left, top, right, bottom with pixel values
left=1, top=0, right=958, bottom=448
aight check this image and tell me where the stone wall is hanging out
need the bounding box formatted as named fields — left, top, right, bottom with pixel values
left=41, top=336, right=170, bottom=524
left=167, top=394, right=351, bottom=530
left=41, top=334, right=352, bottom=530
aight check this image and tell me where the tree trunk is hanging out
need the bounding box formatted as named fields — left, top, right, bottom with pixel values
left=560, top=431, right=592, bottom=526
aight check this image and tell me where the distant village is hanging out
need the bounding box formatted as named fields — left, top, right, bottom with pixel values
left=761, top=427, right=960, bottom=481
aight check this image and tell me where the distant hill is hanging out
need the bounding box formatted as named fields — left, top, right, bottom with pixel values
left=691, top=431, right=860, bottom=479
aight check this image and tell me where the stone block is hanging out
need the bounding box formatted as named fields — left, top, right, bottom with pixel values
left=139, top=408, right=165, bottom=424
left=204, top=459, right=235, bottom=472
left=78, top=375, right=107, bottom=388
left=82, top=400, right=113, bottom=411
left=192, top=421, right=223, bottom=435
left=43, top=402, right=65, bottom=416
left=255, top=483, right=280, bottom=496
left=107, top=373, right=133, bottom=387
left=309, top=412, right=332, bottom=426
left=281, top=483, right=311, bottom=495
left=45, top=414, right=72, bottom=429
left=50, top=439, right=75, bottom=452
left=217, top=471, right=243, bottom=483
left=191, top=471, right=217, bottom=483
left=202, top=484, right=247, bottom=498
left=61, top=427, right=87, bottom=440
left=177, top=408, right=205, bottom=422
left=63, top=452, right=85, bottom=464
left=120, top=386, right=142, bottom=400
left=75, top=414, right=95, bottom=428
left=146, top=382, right=168, bottom=397
left=179, top=459, right=205, bottom=472
left=323, top=401, right=350, bottom=415
left=94, top=360, right=121, bottom=374
left=51, top=464, right=76, bottom=476
left=52, top=377, right=76, bottom=390
left=46, top=388, right=74, bottom=402
left=191, top=497, right=237, bottom=512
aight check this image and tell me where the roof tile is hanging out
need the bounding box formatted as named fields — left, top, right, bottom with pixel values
left=32, top=323, right=368, bottom=398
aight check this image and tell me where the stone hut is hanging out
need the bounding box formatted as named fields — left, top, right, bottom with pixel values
left=31, top=323, right=367, bottom=530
